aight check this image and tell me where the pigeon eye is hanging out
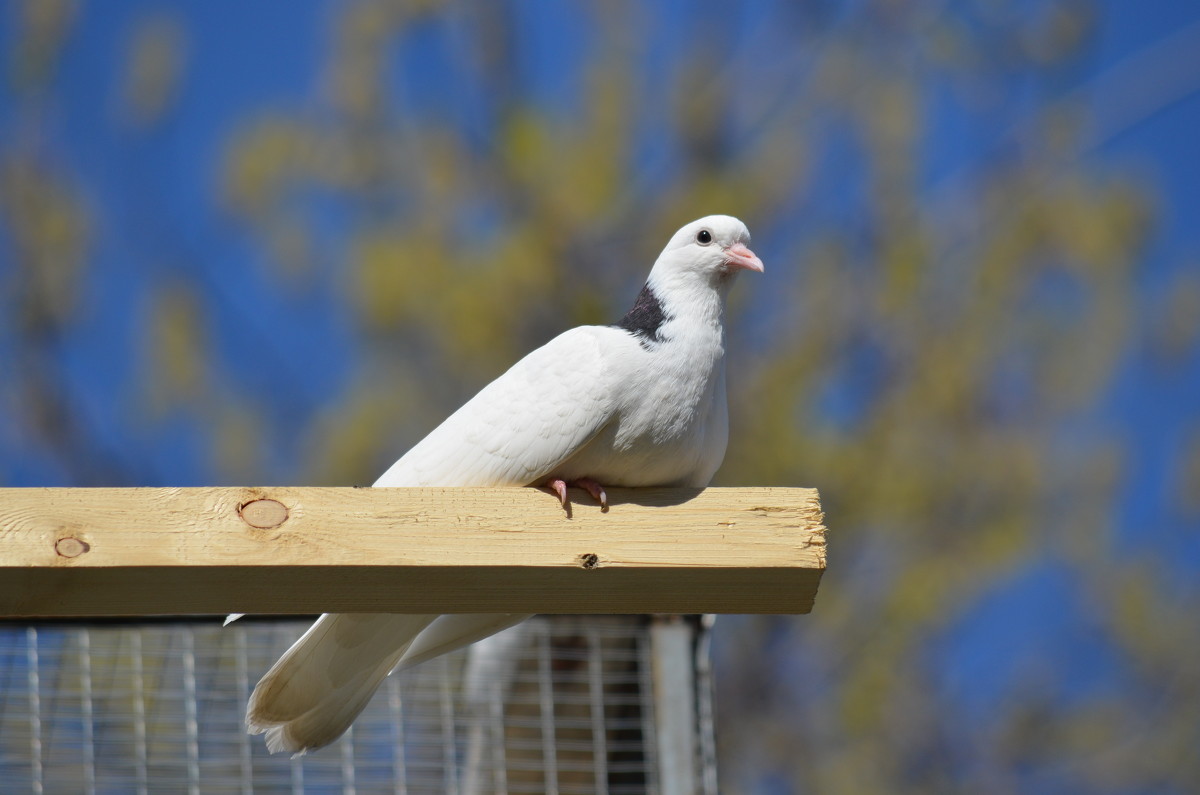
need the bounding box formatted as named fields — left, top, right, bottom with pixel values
left=696, top=229, right=713, bottom=245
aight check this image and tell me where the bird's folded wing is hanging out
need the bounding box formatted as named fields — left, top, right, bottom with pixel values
left=375, top=325, right=629, bottom=488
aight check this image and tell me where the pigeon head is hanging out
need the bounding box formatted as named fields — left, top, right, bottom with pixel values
left=654, top=215, right=763, bottom=285
left=645, top=214, right=763, bottom=307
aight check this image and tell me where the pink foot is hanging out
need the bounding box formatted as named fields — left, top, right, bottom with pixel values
left=545, top=477, right=609, bottom=513
left=576, top=477, right=609, bottom=511
left=549, top=478, right=569, bottom=509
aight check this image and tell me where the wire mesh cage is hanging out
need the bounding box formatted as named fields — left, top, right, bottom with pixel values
left=0, top=615, right=715, bottom=794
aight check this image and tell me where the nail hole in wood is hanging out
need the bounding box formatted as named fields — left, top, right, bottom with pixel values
left=579, top=553, right=599, bottom=569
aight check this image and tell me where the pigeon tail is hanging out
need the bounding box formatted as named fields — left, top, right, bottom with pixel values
left=393, top=613, right=533, bottom=673
left=246, top=613, right=436, bottom=754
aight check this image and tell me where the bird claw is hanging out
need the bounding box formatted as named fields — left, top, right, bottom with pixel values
left=576, top=477, right=609, bottom=511
left=550, top=478, right=569, bottom=508
left=546, top=477, right=608, bottom=514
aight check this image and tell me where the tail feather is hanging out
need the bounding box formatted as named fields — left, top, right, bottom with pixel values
left=246, top=613, right=435, bottom=754
left=393, top=613, right=533, bottom=673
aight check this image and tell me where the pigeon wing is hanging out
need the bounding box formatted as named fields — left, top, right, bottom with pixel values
left=375, top=325, right=629, bottom=488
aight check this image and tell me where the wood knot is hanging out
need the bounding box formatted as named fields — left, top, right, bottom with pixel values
left=578, top=553, right=600, bottom=569
left=239, top=498, right=289, bottom=529
left=55, top=537, right=90, bottom=558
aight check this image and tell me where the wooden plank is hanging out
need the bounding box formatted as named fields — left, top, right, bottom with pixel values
left=0, top=486, right=826, bottom=617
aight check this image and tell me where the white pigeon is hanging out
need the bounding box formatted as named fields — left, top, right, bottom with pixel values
left=244, top=214, right=764, bottom=755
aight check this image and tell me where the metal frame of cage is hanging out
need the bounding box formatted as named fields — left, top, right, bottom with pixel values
left=0, top=615, right=717, bottom=795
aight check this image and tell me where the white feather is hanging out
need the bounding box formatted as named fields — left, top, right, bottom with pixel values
left=375, top=325, right=626, bottom=488
left=246, top=613, right=436, bottom=755
left=393, top=613, right=532, bottom=672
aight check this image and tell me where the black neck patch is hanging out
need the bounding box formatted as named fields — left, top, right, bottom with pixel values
left=615, top=283, right=669, bottom=348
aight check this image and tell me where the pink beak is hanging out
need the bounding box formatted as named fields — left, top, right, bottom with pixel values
left=724, top=242, right=764, bottom=273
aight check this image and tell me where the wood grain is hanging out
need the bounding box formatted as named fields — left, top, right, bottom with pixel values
left=0, top=486, right=826, bottom=617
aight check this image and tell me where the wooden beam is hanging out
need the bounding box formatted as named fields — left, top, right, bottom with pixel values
left=0, top=486, right=826, bottom=617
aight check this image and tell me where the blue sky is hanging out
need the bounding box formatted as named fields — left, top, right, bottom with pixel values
left=1, top=1, right=1198, bottom=791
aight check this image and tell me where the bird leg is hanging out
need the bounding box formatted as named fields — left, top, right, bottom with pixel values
left=546, top=477, right=610, bottom=513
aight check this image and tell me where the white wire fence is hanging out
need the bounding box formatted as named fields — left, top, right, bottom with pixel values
left=0, top=616, right=713, bottom=794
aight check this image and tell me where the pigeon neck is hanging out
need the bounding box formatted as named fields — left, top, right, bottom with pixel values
left=615, top=283, right=669, bottom=347
left=616, top=270, right=728, bottom=350
left=651, top=266, right=729, bottom=323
